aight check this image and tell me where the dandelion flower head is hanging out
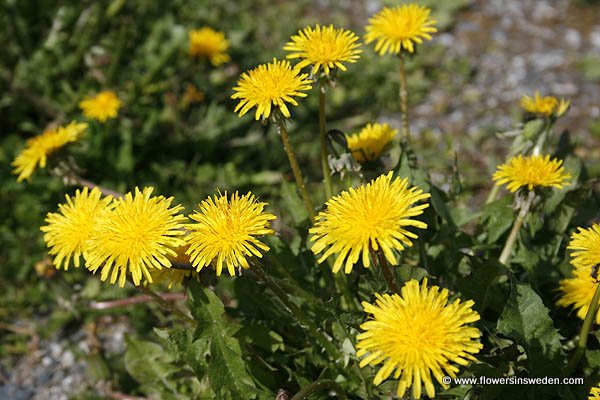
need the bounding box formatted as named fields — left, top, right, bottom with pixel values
left=310, top=172, right=430, bottom=274
left=365, top=4, right=437, bottom=56
left=356, top=278, right=482, bottom=399
left=41, top=187, right=113, bottom=270
left=520, top=91, right=570, bottom=117
left=149, top=267, right=192, bottom=289
left=284, top=24, right=362, bottom=76
left=346, top=123, right=398, bottom=163
left=79, top=91, right=122, bottom=122
left=147, top=245, right=193, bottom=289
left=568, top=224, right=600, bottom=273
left=185, top=191, right=276, bottom=277
left=85, top=187, right=187, bottom=287
left=590, top=386, right=600, bottom=399
left=492, top=154, right=571, bottom=193
left=231, top=58, right=312, bottom=120
left=556, top=267, right=600, bottom=325
left=188, top=27, right=230, bottom=66
left=12, top=121, right=87, bottom=182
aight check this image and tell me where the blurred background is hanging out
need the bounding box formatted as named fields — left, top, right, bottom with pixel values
left=1, top=0, right=599, bottom=398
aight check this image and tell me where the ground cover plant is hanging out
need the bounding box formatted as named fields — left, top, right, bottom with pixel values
left=2, top=0, right=600, bottom=399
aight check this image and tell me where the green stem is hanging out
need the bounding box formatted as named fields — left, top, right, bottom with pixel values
left=485, top=185, right=500, bottom=205
left=566, top=282, right=600, bottom=375
left=498, top=192, right=534, bottom=265
left=251, top=266, right=340, bottom=359
left=290, top=379, right=347, bottom=400
left=276, top=119, right=315, bottom=222
left=136, top=284, right=195, bottom=325
left=374, top=250, right=401, bottom=295
left=399, top=55, right=410, bottom=140
left=319, top=83, right=333, bottom=200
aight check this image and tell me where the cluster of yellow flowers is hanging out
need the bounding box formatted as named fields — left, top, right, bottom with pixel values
left=42, top=187, right=276, bottom=288
left=228, top=8, right=483, bottom=398
left=41, top=171, right=478, bottom=398
left=230, top=4, right=437, bottom=167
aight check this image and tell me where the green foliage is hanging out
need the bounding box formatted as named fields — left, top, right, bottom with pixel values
left=188, top=281, right=267, bottom=399
left=497, top=283, right=565, bottom=376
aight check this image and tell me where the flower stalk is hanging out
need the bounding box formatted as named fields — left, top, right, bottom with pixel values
left=499, top=191, right=535, bottom=265
left=485, top=185, right=500, bottom=205
left=319, top=82, right=333, bottom=199
left=399, top=55, right=410, bottom=140
left=566, top=282, right=600, bottom=375
left=276, top=118, right=315, bottom=222
left=374, top=249, right=401, bottom=295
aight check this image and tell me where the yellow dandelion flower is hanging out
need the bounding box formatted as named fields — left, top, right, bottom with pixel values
left=79, top=91, right=122, bottom=122
left=185, top=191, right=276, bottom=277
left=231, top=58, right=312, bottom=120
left=357, top=278, right=482, bottom=399
left=86, top=187, right=187, bottom=287
left=365, top=4, right=437, bottom=56
left=149, top=268, right=192, bottom=289
left=568, top=224, right=600, bottom=273
left=557, top=267, right=600, bottom=324
left=492, top=154, right=571, bottom=193
left=147, top=245, right=193, bottom=289
left=520, top=91, right=570, bottom=117
left=283, top=24, right=362, bottom=76
left=346, top=123, right=398, bottom=163
left=188, top=27, right=230, bottom=66
left=40, top=187, right=113, bottom=270
left=12, top=121, right=87, bottom=182
left=590, top=385, right=600, bottom=399
left=310, top=172, right=430, bottom=274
